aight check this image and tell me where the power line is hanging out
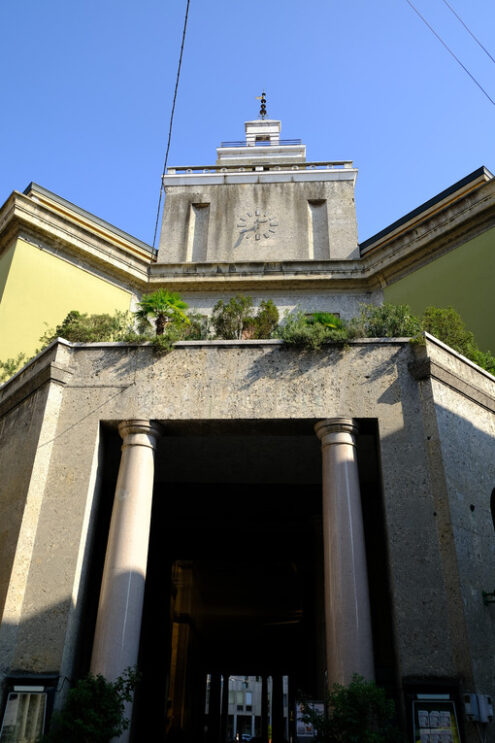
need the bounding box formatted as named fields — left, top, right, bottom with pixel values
left=152, top=0, right=191, bottom=250
left=404, top=0, right=495, bottom=107
left=439, top=0, right=495, bottom=68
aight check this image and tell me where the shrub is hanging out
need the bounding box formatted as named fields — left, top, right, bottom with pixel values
left=40, top=310, right=135, bottom=345
left=42, top=668, right=138, bottom=743
left=349, top=303, right=421, bottom=339
left=212, top=296, right=255, bottom=339
left=418, top=306, right=495, bottom=375
left=468, top=347, right=495, bottom=375
left=421, top=306, right=475, bottom=357
left=0, top=352, right=27, bottom=383
left=151, top=324, right=186, bottom=355
left=302, top=674, right=402, bottom=743
left=252, top=299, right=280, bottom=339
left=279, top=310, right=348, bottom=350
left=183, top=311, right=210, bottom=340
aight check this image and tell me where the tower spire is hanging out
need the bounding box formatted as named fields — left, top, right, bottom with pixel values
left=256, top=91, right=267, bottom=119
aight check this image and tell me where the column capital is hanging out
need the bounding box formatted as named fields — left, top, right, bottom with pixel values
left=118, top=419, right=162, bottom=450
left=314, top=417, right=358, bottom=447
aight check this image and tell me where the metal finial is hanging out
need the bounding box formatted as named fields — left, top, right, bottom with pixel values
left=256, top=91, right=267, bottom=119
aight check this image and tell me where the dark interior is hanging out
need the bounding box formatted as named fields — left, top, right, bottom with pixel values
left=78, top=419, right=396, bottom=742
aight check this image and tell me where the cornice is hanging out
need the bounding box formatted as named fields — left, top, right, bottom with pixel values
left=149, top=176, right=495, bottom=293
left=409, top=333, right=495, bottom=413
left=148, top=259, right=367, bottom=292
left=1, top=171, right=494, bottom=297
left=0, top=191, right=151, bottom=291
left=360, top=174, right=495, bottom=288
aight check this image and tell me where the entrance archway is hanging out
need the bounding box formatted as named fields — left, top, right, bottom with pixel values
left=139, top=420, right=324, bottom=742
left=89, top=419, right=395, bottom=742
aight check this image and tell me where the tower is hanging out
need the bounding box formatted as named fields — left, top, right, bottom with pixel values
left=157, top=115, right=359, bottom=266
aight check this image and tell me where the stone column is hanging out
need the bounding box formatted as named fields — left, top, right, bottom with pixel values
left=90, top=420, right=161, bottom=738
left=314, top=418, right=374, bottom=686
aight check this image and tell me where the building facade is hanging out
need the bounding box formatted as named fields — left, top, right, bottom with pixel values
left=1, top=116, right=495, bottom=743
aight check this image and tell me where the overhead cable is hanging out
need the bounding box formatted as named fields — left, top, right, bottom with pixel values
left=404, top=0, right=495, bottom=107
left=439, top=0, right=495, bottom=67
left=152, top=0, right=191, bottom=250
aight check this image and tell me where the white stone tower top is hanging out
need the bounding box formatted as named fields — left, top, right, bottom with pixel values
left=158, top=107, right=358, bottom=264
left=216, top=118, right=306, bottom=168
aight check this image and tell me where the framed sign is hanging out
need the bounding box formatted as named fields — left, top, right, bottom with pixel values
left=296, top=701, right=324, bottom=738
left=412, top=699, right=461, bottom=743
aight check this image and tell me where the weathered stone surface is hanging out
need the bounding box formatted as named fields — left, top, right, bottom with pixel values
left=0, top=336, right=494, bottom=733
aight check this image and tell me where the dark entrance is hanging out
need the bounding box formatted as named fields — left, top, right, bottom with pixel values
left=86, top=419, right=395, bottom=742
left=137, top=421, right=325, bottom=742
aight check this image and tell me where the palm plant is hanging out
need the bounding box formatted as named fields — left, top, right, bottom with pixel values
left=135, top=290, right=189, bottom=335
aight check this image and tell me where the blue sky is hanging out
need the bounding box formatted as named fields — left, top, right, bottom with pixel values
left=1, top=0, right=494, bottom=245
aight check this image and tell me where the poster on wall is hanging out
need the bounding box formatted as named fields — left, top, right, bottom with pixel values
left=296, top=701, right=324, bottom=738
left=412, top=700, right=461, bottom=743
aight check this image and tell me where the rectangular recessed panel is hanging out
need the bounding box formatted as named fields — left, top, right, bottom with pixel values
left=186, top=203, right=210, bottom=262
left=307, top=200, right=329, bottom=259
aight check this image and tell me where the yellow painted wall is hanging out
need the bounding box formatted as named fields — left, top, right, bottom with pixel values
left=0, top=244, right=15, bottom=304
left=0, top=238, right=132, bottom=363
left=384, top=228, right=495, bottom=351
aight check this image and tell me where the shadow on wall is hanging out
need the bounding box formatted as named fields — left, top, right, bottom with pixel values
left=0, top=570, right=148, bottom=741
left=376, top=385, right=495, bottom=696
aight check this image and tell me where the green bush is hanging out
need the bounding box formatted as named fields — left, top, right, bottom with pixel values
left=279, top=310, right=348, bottom=350
left=420, top=306, right=475, bottom=356
left=349, top=303, right=421, bottom=339
left=252, top=299, right=280, bottom=339
left=183, top=311, right=211, bottom=340
left=151, top=324, right=187, bottom=355
left=135, top=289, right=189, bottom=336
left=42, top=668, right=138, bottom=743
left=0, top=352, right=27, bottom=383
left=419, top=306, right=495, bottom=375
left=212, top=297, right=280, bottom=340
left=212, top=295, right=254, bottom=339
left=468, top=346, right=495, bottom=375
left=40, top=310, right=136, bottom=345
left=4, top=299, right=495, bottom=383
left=302, top=675, right=402, bottom=743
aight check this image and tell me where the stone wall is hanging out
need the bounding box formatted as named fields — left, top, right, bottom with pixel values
left=0, top=337, right=494, bottom=724
left=158, top=178, right=359, bottom=264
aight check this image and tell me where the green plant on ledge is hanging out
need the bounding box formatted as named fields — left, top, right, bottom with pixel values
left=252, top=299, right=280, bottom=339
left=302, top=674, right=402, bottom=743
left=348, top=303, right=421, bottom=339
left=279, top=310, right=348, bottom=350
left=212, top=296, right=280, bottom=340
left=212, top=295, right=255, bottom=339
left=0, top=352, right=27, bottom=383
left=39, top=310, right=137, bottom=346
left=3, top=297, right=495, bottom=381
left=135, top=289, right=189, bottom=336
left=42, top=667, right=139, bottom=743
